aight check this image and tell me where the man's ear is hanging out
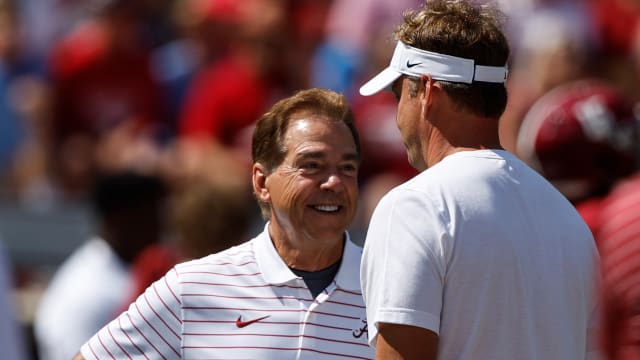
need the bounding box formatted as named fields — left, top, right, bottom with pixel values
left=420, top=74, right=435, bottom=118
left=252, top=163, right=270, bottom=203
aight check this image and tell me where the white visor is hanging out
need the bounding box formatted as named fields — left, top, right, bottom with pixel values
left=359, top=41, right=508, bottom=96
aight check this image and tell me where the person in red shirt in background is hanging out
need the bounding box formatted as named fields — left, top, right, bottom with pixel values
left=173, top=0, right=299, bottom=188
left=515, top=79, right=638, bottom=236
left=586, top=0, right=640, bottom=125
left=48, top=0, right=167, bottom=201
left=515, top=79, right=640, bottom=359
left=597, top=173, right=640, bottom=360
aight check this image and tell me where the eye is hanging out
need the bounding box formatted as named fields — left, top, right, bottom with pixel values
left=300, top=161, right=320, bottom=170
left=340, top=162, right=358, bottom=175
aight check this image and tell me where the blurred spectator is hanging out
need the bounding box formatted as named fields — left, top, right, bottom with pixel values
left=174, top=0, right=295, bottom=190
left=33, top=171, right=166, bottom=360
left=0, top=238, right=27, bottom=360
left=19, top=0, right=104, bottom=61
left=597, top=173, right=640, bottom=360
left=312, top=0, right=421, bottom=97
left=6, top=77, right=52, bottom=211
left=282, top=0, right=332, bottom=91
left=121, top=180, right=257, bottom=310
left=0, top=0, right=25, bottom=175
left=491, top=0, right=591, bottom=51
left=588, top=0, right=640, bottom=56
left=0, top=0, right=48, bottom=200
left=516, top=79, right=638, bottom=234
left=150, top=0, right=244, bottom=128
left=510, top=62, right=640, bottom=360
left=511, top=19, right=640, bottom=357
left=171, top=180, right=255, bottom=260
left=47, top=0, right=167, bottom=201
left=587, top=0, right=640, bottom=104
left=93, top=119, right=165, bottom=177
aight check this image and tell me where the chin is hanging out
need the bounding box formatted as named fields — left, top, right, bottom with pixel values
left=308, top=225, right=347, bottom=241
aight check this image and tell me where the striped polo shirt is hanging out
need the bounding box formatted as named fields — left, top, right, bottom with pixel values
left=597, top=175, right=640, bottom=358
left=80, top=224, right=374, bottom=359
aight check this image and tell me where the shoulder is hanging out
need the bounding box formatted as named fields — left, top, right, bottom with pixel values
left=174, top=238, right=258, bottom=276
left=368, top=177, right=451, bottom=241
left=376, top=171, right=448, bottom=213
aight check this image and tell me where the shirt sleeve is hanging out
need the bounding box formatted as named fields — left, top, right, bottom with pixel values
left=360, top=188, right=448, bottom=347
left=81, top=268, right=183, bottom=359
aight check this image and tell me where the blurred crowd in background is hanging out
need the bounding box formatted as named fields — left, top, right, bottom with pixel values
left=0, top=0, right=639, bottom=359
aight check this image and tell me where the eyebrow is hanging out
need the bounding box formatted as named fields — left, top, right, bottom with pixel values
left=296, top=151, right=360, bottom=162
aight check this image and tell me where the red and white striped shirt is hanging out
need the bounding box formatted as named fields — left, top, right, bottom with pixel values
left=598, top=174, right=640, bottom=360
left=80, top=225, right=374, bottom=359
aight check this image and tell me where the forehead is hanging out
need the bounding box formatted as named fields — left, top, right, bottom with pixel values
left=283, top=116, right=356, bottom=156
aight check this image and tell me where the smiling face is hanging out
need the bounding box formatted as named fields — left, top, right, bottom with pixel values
left=257, top=114, right=359, bottom=247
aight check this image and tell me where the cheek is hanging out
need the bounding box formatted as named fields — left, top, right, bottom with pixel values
left=278, top=177, right=307, bottom=206
left=280, top=188, right=298, bottom=208
left=348, top=177, right=359, bottom=194
left=396, top=103, right=411, bottom=129
left=345, top=179, right=359, bottom=204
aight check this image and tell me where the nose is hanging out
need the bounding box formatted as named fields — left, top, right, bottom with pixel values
left=320, top=174, right=344, bottom=192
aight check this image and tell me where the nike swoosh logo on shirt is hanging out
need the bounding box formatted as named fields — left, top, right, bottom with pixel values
left=235, top=315, right=270, bottom=328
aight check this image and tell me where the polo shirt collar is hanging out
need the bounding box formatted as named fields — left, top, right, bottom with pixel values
left=333, top=232, right=363, bottom=292
left=254, top=222, right=362, bottom=291
left=255, top=223, right=298, bottom=285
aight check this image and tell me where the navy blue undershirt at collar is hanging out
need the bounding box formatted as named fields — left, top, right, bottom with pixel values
left=290, top=258, right=342, bottom=298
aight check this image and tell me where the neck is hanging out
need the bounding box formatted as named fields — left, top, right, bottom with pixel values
left=425, top=111, right=502, bottom=168
left=268, top=223, right=345, bottom=271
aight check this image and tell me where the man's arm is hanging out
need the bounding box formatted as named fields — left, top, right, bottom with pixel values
left=73, top=352, right=85, bottom=360
left=376, top=323, right=438, bottom=360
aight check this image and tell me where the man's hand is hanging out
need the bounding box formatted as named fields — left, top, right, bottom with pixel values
left=72, top=352, right=85, bottom=360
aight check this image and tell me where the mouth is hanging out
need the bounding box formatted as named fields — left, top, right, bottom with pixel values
left=309, top=204, right=342, bottom=213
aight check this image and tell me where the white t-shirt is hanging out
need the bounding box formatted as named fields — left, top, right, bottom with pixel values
left=34, top=237, right=132, bottom=360
left=361, top=150, right=600, bottom=360
left=81, top=225, right=374, bottom=359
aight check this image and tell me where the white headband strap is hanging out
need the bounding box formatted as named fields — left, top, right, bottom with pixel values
left=391, top=41, right=508, bottom=83
left=359, top=41, right=508, bottom=96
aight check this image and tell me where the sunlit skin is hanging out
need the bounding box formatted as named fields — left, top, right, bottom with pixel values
left=390, top=75, right=501, bottom=172
left=390, top=75, right=452, bottom=171
left=253, top=115, right=359, bottom=271
left=391, top=76, right=429, bottom=170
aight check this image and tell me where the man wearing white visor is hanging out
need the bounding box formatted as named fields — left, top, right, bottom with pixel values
left=358, top=1, right=601, bottom=360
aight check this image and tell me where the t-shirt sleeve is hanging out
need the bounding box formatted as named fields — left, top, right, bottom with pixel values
left=360, top=188, right=448, bottom=347
left=80, top=267, right=183, bottom=359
